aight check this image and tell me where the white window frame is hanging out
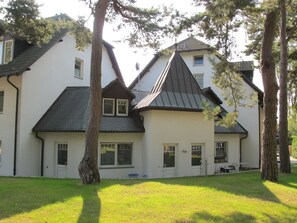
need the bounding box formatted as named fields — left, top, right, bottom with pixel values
left=193, top=55, right=204, bottom=66
left=103, top=98, right=115, bottom=116
left=215, top=142, right=228, bottom=163
left=117, top=99, right=128, bottom=116
left=74, top=58, right=84, bottom=79
left=100, top=143, right=133, bottom=167
left=191, top=144, right=203, bottom=166
left=0, top=41, right=3, bottom=64
left=3, top=39, right=13, bottom=64
left=57, top=143, right=68, bottom=166
left=0, top=91, right=4, bottom=113
left=193, top=73, right=204, bottom=88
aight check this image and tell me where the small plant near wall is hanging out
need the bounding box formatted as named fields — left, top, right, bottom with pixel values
left=292, top=136, right=297, bottom=159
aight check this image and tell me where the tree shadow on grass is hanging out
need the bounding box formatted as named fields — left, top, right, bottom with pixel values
left=176, top=211, right=256, bottom=223
left=0, top=177, right=101, bottom=222
left=77, top=185, right=101, bottom=223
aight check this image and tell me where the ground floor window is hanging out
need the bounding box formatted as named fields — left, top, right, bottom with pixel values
left=100, top=143, right=132, bottom=167
left=215, top=142, right=228, bottom=163
left=57, top=143, right=68, bottom=165
left=163, top=145, right=175, bottom=168
left=192, top=144, right=202, bottom=166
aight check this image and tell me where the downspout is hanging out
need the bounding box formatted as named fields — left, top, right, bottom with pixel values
left=35, top=132, right=44, bottom=176
left=239, top=133, right=248, bottom=169
left=7, top=75, right=19, bottom=176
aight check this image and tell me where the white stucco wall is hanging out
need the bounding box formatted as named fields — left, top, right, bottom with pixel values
left=0, top=76, right=21, bottom=176
left=2, top=34, right=119, bottom=176
left=140, top=110, right=214, bottom=178
left=40, top=132, right=143, bottom=179
left=133, top=50, right=261, bottom=169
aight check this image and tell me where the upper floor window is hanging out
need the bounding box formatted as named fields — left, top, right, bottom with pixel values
left=193, top=55, right=203, bottom=66
left=117, top=99, right=128, bottom=116
left=193, top=73, right=204, bottom=88
left=3, top=40, right=13, bottom=64
left=0, top=91, right=4, bottom=113
left=215, top=142, right=228, bottom=163
left=74, top=58, right=83, bottom=79
left=103, top=98, right=115, bottom=116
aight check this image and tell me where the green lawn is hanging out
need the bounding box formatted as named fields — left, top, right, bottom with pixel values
left=0, top=167, right=297, bottom=223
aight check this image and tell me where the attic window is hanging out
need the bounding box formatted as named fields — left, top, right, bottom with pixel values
left=3, top=40, right=13, bottom=64
left=74, top=58, right=83, bottom=79
left=193, top=73, right=204, bottom=88
left=103, top=98, right=115, bottom=116
left=193, top=55, right=203, bottom=66
left=117, top=99, right=128, bottom=116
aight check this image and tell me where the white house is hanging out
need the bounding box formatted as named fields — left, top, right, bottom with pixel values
left=129, top=37, right=263, bottom=171
left=0, top=24, right=123, bottom=177
left=0, top=23, right=262, bottom=179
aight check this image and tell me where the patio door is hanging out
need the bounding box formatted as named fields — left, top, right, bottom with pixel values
left=163, top=144, right=176, bottom=178
left=56, top=143, right=68, bottom=178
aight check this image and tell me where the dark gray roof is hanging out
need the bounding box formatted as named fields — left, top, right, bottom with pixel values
left=166, top=37, right=211, bottom=52
left=134, top=51, right=213, bottom=111
left=32, top=87, right=144, bottom=133
left=0, top=30, right=67, bottom=77
left=231, top=61, right=254, bottom=71
left=0, top=29, right=125, bottom=83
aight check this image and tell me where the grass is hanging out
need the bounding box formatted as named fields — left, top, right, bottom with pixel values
left=0, top=167, right=296, bottom=223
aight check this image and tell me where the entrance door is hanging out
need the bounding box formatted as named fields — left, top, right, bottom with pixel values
left=163, top=144, right=176, bottom=178
left=56, top=143, right=68, bottom=178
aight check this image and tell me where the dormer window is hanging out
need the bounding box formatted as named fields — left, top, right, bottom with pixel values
left=3, top=39, right=13, bottom=64
left=117, top=99, right=128, bottom=116
left=74, top=58, right=83, bottom=79
left=103, top=98, right=115, bottom=116
left=193, top=55, right=203, bottom=66
left=0, top=38, right=14, bottom=64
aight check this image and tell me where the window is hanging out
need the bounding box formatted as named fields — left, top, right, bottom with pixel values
left=57, top=143, right=68, bottom=165
left=103, top=98, right=115, bottom=116
left=0, top=91, right=3, bottom=113
left=193, top=73, right=204, bottom=88
left=74, top=58, right=83, bottom=79
left=215, top=142, right=228, bottom=163
left=0, top=41, right=3, bottom=64
left=4, top=40, right=13, bottom=64
left=100, top=143, right=133, bottom=166
left=117, top=99, right=128, bottom=116
left=0, top=140, right=2, bottom=163
left=163, top=145, right=175, bottom=168
left=193, top=55, right=203, bottom=66
left=192, top=144, right=202, bottom=166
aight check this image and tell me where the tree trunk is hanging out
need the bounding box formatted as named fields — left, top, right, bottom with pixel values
left=260, top=9, right=279, bottom=181
left=279, top=0, right=291, bottom=173
left=78, top=0, right=110, bottom=184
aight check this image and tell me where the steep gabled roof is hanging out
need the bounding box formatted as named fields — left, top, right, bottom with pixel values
left=134, top=51, right=212, bottom=111
left=0, top=27, right=124, bottom=83
left=166, top=36, right=211, bottom=52
left=32, top=86, right=144, bottom=133
left=0, top=30, right=67, bottom=77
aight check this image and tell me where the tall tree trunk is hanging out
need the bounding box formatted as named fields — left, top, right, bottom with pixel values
left=78, top=0, right=110, bottom=184
left=279, top=0, right=291, bottom=173
left=260, top=9, right=279, bottom=181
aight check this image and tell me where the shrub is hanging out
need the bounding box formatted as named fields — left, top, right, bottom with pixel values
left=292, top=136, right=297, bottom=159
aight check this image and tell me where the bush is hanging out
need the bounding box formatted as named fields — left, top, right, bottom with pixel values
left=292, top=136, right=297, bottom=159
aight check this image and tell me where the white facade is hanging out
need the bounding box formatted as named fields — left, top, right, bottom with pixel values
left=132, top=50, right=262, bottom=169
left=0, top=34, right=119, bottom=176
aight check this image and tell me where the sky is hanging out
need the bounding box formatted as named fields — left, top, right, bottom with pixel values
left=35, top=0, right=263, bottom=89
